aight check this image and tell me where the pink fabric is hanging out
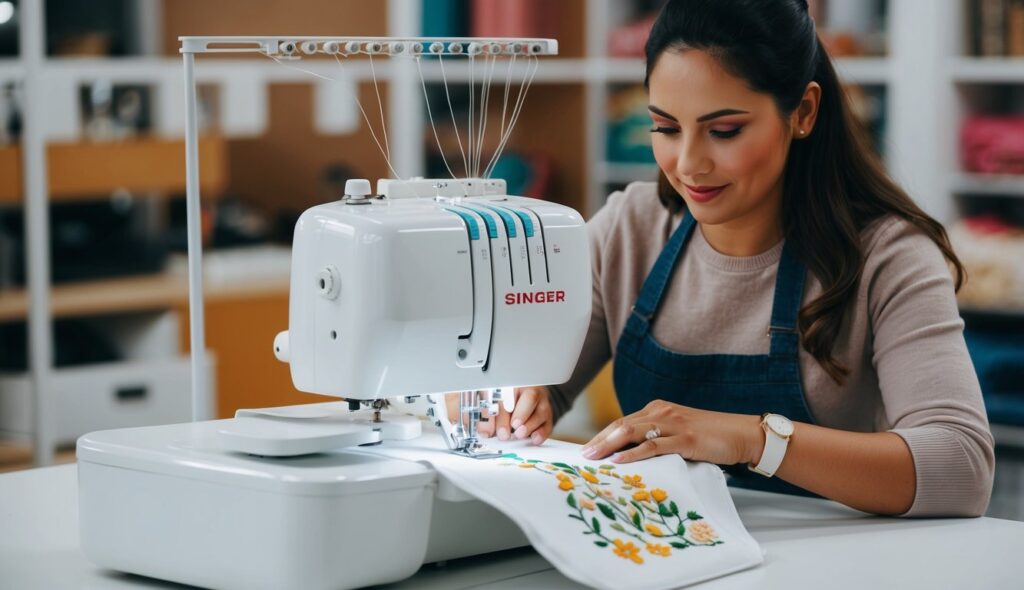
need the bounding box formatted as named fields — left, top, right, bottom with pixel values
left=961, top=116, right=1024, bottom=174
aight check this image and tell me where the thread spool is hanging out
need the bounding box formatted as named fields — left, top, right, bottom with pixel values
left=388, top=42, right=405, bottom=55
left=278, top=40, right=297, bottom=55
left=429, top=42, right=444, bottom=54
left=300, top=41, right=318, bottom=55
left=344, top=41, right=360, bottom=54
left=323, top=41, right=340, bottom=54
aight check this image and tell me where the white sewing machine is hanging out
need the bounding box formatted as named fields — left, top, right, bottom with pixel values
left=77, top=32, right=591, bottom=590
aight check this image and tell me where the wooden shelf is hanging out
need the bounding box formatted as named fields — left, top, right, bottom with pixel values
left=0, top=270, right=288, bottom=322
left=0, top=136, right=227, bottom=204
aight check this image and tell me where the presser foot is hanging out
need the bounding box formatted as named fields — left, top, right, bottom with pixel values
left=448, top=442, right=504, bottom=460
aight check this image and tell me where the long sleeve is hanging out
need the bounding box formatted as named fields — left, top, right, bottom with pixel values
left=547, top=194, right=620, bottom=422
left=866, top=219, right=995, bottom=517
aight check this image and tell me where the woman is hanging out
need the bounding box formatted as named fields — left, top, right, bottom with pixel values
left=479, top=0, right=994, bottom=517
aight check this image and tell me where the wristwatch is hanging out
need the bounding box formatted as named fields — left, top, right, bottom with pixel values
left=748, top=413, right=794, bottom=478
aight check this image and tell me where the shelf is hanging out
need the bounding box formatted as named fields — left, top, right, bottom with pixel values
left=833, top=57, right=891, bottom=86
left=950, top=58, right=1024, bottom=83
left=0, top=267, right=288, bottom=322
left=597, top=161, right=659, bottom=185
left=0, top=146, right=20, bottom=203
left=0, top=136, right=227, bottom=204
left=953, top=172, right=1024, bottom=196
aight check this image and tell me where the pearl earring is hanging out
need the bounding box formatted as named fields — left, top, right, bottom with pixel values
left=799, top=129, right=806, bottom=135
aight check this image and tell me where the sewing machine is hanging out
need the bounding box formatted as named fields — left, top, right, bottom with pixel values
left=76, top=35, right=591, bottom=589
left=77, top=174, right=590, bottom=589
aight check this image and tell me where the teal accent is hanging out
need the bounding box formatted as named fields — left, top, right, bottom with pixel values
left=445, top=208, right=480, bottom=240
left=461, top=206, right=499, bottom=239
left=505, top=207, right=535, bottom=238
left=479, top=204, right=518, bottom=238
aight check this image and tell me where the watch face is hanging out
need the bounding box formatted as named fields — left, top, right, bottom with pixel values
left=766, top=414, right=794, bottom=436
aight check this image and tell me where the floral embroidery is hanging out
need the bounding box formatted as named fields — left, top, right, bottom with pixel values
left=613, top=539, right=644, bottom=564
left=687, top=521, right=720, bottom=544
left=646, top=543, right=672, bottom=557
left=498, top=454, right=725, bottom=565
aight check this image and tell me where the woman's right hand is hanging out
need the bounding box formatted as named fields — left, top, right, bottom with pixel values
left=444, top=386, right=554, bottom=445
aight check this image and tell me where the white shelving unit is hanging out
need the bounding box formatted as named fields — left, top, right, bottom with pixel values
left=9, top=0, right=1024, bottom=464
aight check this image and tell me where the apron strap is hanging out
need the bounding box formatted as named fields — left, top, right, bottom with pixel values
left=623, top=213, right=697, bottom=338
left=768, top=240, right=807, bottom=380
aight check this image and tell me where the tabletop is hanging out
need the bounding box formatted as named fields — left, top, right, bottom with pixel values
left=2, top=464, right=1022, bottom=589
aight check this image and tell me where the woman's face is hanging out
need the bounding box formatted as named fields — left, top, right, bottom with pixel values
left=648, top=49, right=793, bottom=229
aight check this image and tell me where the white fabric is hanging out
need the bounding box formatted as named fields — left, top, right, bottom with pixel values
left=364, top=437, right=763, bottom=590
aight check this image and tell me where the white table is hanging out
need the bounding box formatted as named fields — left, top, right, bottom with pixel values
left=2, top=464, right=1022, bottom=589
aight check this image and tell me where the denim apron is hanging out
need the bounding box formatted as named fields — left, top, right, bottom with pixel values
left=613, top=212, right=816, bottom=496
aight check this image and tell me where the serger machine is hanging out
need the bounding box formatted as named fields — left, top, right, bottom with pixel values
left=76, top=35, right=592, bottom=590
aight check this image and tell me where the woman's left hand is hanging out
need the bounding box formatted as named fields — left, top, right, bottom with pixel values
left=581, top=400, right=764, bottom=466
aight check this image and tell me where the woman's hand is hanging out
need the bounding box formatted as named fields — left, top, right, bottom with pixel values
left=445, top=386, right=555, bottom=445
left=581, top=400, right=764, bottom=466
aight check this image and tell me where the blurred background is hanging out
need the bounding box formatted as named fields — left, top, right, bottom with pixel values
left=0, top=0, right=1022, bottom=519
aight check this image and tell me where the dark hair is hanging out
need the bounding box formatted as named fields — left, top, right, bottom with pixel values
left=644, top=0, right=965, bottom=384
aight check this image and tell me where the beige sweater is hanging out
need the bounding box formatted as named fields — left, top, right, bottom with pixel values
left=549, top=182, right=994, bottom=517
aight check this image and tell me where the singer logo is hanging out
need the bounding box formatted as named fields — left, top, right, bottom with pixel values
left=505, top=290, right=566, bottom=305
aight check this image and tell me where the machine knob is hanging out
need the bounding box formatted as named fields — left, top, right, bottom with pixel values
left=317, top=265, right=342, bottom=299
left=344, top=178, right=372, bottom=201
left=273, top=331, right=290, bottom=362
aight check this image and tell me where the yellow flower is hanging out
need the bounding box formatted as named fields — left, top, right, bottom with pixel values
left=600, top=488, right=615, bottom=498
left=612, top=539, right=644, bottom=564
left=646, top=543, right=672, bottom=557
left=632, top=490, right=650, bottom=502
left=623, top=475, right=646, bottom=489
left=599, top=468, right=612, bottom=475
left=581, top=470, right=600, bottom=484
left=644, top=523, right=664, bottom=537
left=580, top=498, right=596, bottom=511
left=558, top=479, right=575, bottom=491
left=555, top=472, right=570, bottom=481
left=518, top=462, right=535, bottom=468
left=687, top=521, right=719, bottom=544
left=651, top=488, right=668, bottom=503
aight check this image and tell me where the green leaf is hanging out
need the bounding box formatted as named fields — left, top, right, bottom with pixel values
left=617, top=497, right=628, bottom=506
left=552, top=462, right=574, bottom=471
left=584, top=466, right=597, bottom=474
left=687, top=511, right=703, bottom=521
left=561, top=468, right=576, bottom=475
left=527, top=459, right=542, bottom=463
left=670, top=542, right=688, bottom=549
left=592, top=517, right=601, bottom=534
left=669, top=501, right=679, bottom=516
left=658, top=503, right=673, bottom=517
left=631, top=512, right=641, bottom=529
left=594, top=541, right=609, bottom=547
left=611, top=522, right=626, bottom=532
left=598, top=503, right=616, bottom=520
left=567, top=493, right=577, bottom=509
left=501, top=453, right=520, bottom=459
left=569, top=514, right=584, bottom=521
left=630, top=500, right=646, bottom=517
left=677, top=523, right=687, bottom=536
left=599, top=464, right=616, bottom=470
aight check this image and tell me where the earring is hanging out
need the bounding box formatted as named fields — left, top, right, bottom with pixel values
left=799, top=129, right=806, bottom=135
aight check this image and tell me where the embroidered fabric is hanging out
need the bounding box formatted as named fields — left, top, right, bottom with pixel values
left=362, top=437, right=763, bottom=589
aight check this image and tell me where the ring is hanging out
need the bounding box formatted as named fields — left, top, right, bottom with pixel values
left=644, top=426, right=661, bottom=441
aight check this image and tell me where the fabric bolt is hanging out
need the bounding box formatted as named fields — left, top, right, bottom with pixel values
left=364, top=437, right=763, bottom=590
left=548, top=181, right=995, bottom=517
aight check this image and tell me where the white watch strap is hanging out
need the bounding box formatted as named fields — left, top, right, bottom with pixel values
left=751, top=426, right=788, bottom=477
